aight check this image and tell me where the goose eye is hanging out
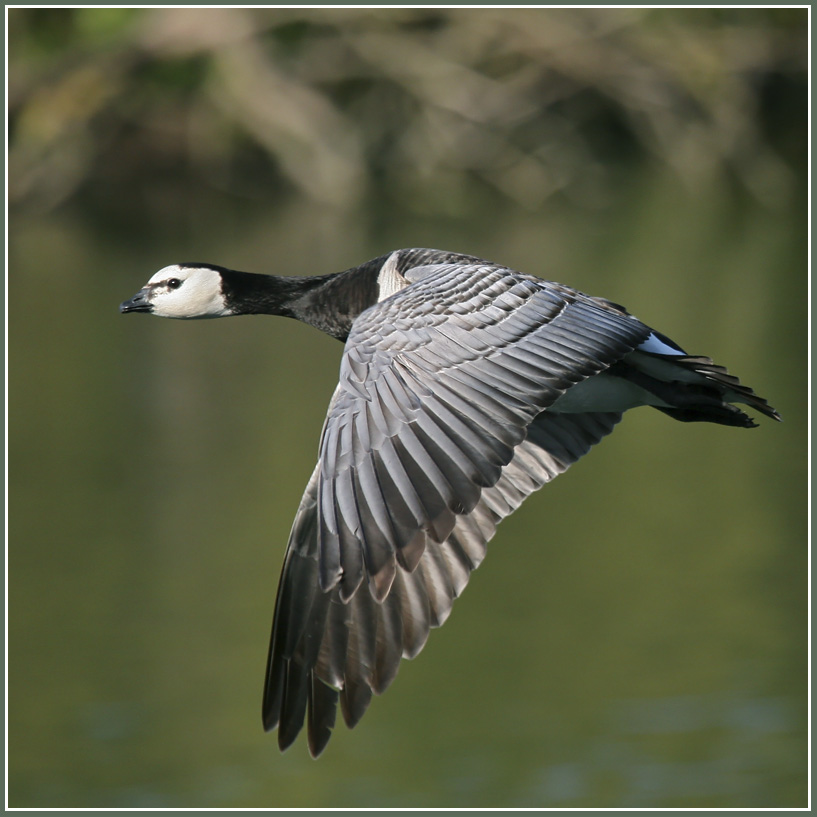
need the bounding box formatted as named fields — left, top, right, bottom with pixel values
left=167, top=278, right=182, bottom=290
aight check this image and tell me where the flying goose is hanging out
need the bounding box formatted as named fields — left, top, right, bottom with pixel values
left=120, top=247, right=780, bottom=757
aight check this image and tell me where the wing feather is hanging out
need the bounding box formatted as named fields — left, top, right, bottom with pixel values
left=263, top=410, right=624, bottom=754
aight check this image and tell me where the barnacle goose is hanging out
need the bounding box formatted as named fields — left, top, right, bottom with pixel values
left=121, top=247, right=780, bottom=757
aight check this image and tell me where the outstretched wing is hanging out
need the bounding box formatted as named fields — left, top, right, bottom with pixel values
left=263, top=262, right=651, bottom=755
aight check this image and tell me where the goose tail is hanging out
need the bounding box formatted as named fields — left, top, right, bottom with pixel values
left=615, top=352, right=781, bottom=428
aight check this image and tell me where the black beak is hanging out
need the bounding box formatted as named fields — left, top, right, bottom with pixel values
left=119, top=288, right=152, bottom=314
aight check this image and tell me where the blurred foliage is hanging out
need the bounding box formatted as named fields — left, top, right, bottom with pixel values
left=8, top=7, right=807, bottom=222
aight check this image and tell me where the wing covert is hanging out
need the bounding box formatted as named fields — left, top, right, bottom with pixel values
left=319, top=263, right=650, bottom=599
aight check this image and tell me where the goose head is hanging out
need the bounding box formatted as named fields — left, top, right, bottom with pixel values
left=120, top=264, right=231, bottom=319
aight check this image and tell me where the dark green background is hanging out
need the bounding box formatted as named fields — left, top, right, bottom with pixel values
left=8, top=7, right=807, bottom=808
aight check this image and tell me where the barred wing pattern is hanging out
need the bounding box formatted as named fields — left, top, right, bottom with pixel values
left=263, top=263, right=652, bottom=755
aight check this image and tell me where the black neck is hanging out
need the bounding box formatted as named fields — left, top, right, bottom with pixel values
left=217, top=260, right=383, bottom=341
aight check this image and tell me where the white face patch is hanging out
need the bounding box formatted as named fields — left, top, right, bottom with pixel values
left=376, top=251, right=410, bottom=302
left=144, top=265, right=230, bottom=319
